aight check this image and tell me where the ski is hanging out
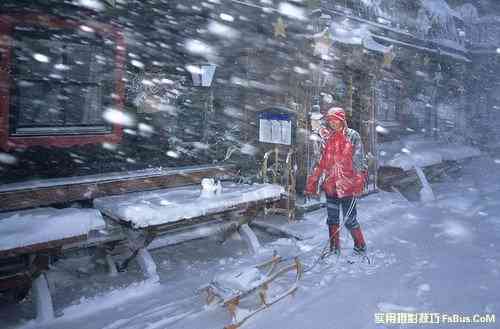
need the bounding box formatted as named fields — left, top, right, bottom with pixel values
left=319, top=247, right=372, bottom=265
left=344, top=251, right=372, bottom=265
left=319, top=249, right=340, bottom=260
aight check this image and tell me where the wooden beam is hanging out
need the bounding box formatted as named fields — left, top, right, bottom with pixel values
left=0, top=165, right=237, bottom=211
left=0, top=272, right=31, bottom=291
left=0, top=235, right=86, bottom=258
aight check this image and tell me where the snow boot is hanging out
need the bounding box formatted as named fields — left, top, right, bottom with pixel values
left=350, top=227, right=366, bottom=254
left=328, top=224, right=341, bottom=254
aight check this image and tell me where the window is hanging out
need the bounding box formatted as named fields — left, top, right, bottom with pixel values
left=10, top=26, right=114, bottom=135
left=0, top=15, right=125, bottom=151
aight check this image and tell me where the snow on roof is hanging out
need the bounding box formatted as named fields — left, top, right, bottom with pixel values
left=329, top=18, right=390, bottom=54
left=363, top=34, right=390, bottom=53
left=372, top=34, right=470, bottom=62
left=420, top=0, right=454, bottom=20
left=330, top=19, right=367, bottom=46
left=0, top=208, right=105, bottom=253
left=379, top=135, right=481, bottom=170
left=94, top=183, right=285, bottom=229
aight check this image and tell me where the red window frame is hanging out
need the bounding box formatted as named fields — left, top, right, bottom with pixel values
left=0, top=13, right=125, bottom=151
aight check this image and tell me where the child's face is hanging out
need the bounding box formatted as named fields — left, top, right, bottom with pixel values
left=326, top=118, right=344, bottom=132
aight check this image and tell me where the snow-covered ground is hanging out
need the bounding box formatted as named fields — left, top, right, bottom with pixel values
left=3, top=156, right=500, bottom=329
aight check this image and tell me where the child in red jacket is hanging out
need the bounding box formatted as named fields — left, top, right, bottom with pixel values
left=304, top=107, right=368, bottom=254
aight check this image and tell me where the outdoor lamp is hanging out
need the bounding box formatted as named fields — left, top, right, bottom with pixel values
left=186, top=63, right=217, bottom=87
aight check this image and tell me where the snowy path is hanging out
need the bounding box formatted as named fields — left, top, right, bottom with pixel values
left=4, top=157, right=500, bottom=329
left=246, top=205, right=500, bottom=329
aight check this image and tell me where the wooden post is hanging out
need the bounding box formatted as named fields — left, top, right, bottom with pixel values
left=347, top=75, right=353, bottom=117
left=273, top=146, right=279, bottom=185
left=359, top=73, right=378, bottom=193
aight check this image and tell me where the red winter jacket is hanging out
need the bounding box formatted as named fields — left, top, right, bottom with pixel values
left=305, top=127, right=368, bottom=198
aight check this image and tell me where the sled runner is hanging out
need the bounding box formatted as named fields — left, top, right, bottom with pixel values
left=200, top=252, right=303, bottom=329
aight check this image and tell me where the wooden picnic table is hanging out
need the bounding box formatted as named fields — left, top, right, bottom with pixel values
left=93, top=182, right=285, bottom=280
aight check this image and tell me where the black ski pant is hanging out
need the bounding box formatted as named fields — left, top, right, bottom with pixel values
left=326, top=195, right=359, bottom=230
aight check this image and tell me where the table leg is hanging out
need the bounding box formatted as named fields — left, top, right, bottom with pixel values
left=238, top=223, right=261, bottom=254
left=120, top=229, right=159, bottom=281
left=32, top=272, right=54, bottom=322
left=136, top=248, right=159, bottom=282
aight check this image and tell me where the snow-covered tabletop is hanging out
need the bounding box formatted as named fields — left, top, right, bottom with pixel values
left=0, top=207, right=105, bottom=255
left=93, top=183, right=285, bottom=229
left=379, top=135, right=481, bottom=171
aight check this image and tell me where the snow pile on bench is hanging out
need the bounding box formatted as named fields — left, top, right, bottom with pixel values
left=379, top=135, right=481, bottom=170
left=94, top=183, right=285, bottom=229
left=0, top=208, right=105, bottom=253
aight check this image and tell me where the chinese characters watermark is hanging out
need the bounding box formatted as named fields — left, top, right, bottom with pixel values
left=374, top=312, right=496, bottom=325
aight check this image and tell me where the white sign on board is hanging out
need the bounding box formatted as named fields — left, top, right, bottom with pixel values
left=259, top=113, right=292, bottom=145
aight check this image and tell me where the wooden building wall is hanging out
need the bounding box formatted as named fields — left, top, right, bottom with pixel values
left=0, top=0, right=316, bottom=185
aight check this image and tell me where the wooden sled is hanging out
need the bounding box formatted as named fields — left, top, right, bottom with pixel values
left=201, top=252, right=302, bottom=329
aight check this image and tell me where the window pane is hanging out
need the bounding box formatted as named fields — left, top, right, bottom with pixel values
left=16, top=81, right=64, bottom=126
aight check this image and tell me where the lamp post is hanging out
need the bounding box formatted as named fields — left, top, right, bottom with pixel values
left=187, top=63, right=217, bottom=112
left=186, top=64, right=217, bottom=143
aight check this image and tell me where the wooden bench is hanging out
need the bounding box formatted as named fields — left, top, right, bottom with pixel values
left=377, top=138, right=482, bottom=198
left=0, top=207, right=105, bottom=321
